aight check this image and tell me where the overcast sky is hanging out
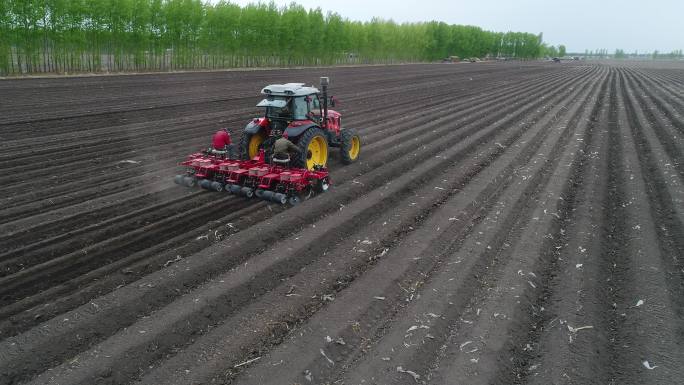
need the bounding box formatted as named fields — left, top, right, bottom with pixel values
left=226, top=0, right=683, bottom=53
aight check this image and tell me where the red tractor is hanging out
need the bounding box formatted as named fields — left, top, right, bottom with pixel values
left=174, top=77, right=361, bottom=205
left=239, top=77, right=360, bottom=169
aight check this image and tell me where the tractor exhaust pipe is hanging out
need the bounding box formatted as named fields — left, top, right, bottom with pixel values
left=320, top=77, right=329, bottom=128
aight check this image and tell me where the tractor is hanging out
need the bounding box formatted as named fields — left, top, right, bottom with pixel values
left=173, top=77, right=361, bottom=205
left=239, top=77, right=360, bottom=170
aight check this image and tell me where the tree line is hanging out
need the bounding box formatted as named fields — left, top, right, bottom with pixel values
left=578, top=49, right=684, bottom=60
left=0, top=0, right=549, bottom=75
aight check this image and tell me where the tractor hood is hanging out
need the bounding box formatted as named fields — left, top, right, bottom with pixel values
left=256, top=98, right=287, bottom=108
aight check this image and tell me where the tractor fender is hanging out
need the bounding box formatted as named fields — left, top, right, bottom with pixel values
left=285, top=122, right=318, bottom=138
left=244, top=118, right=267, bottom=134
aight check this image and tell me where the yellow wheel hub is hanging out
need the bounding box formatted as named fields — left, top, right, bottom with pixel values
left=306, top=135, right=328, bottom=170
left=248, top=133, right=265, bottom=159
left=348, top=135, right=360, bottom=160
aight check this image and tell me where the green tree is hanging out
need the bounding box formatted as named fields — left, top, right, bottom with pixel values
left=0, top=0, right=557, bottom=75
left=0, top=0, right=11, bottom=74
left=557, top=44, right=566, bottom=57
left=324, top=12, right=347, bottom=64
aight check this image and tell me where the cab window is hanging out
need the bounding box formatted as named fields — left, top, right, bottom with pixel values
left=293, top=97, right=308, bottom=120
left=310, top=95, right=321, bottom=110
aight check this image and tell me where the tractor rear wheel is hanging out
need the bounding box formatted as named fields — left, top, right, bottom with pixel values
left=239, top=131, right=266, bottom=160
left=293, top=127, right=328, bottom=170
left=340, top=128, right=361, bottom=164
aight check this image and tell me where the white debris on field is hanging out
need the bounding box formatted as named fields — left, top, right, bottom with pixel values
left=396, top=366, right=421, bottom=382
left=320, top=348, right=334, bottom=366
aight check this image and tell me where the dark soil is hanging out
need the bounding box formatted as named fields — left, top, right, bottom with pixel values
left=0, top=61, right=681, bottom=385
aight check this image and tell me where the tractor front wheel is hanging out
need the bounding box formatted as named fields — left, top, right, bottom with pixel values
left=293, top=127, right=328, bottom=170
left=340, top=128, right=361, bottom=164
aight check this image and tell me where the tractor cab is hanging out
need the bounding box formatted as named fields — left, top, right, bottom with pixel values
left=257, top=93, right=314, bottom=134
left=256, top=84, right=337, bottom=130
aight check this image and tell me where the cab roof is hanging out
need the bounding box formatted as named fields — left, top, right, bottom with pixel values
left=261, top=83, right=319, bottom=96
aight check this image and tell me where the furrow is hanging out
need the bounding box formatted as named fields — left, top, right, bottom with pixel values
left=0, top=199, right=272, bottom=337
left=622, top=67, right=684, bottom=136
left=1, top=67, right=583, bottom=260
left=0, top=66, right=583, bottom=272
left=22, top=65, right=600, bottom=385
left=0, top=65, right=584, bottom=320
left=621, top=69, right=684, bottom=180
left=0, top=67, right=570, bottom=221
left=0, top=65, right=597, bottom=384
left=338, top=66, right=608, bottom=385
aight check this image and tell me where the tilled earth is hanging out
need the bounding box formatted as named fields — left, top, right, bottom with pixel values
left=0, top=61, right=682, bottom=385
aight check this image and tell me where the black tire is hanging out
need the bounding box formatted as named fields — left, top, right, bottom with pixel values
left=339, top=128, right=361, bottom=165
left=238, top=131, right=266, bottom=160
left=238, top=133, right=251, bottom=160
left=292, top=127, right=328, bottom=170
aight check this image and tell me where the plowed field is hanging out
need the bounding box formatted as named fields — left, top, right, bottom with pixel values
left=1, top=61, right=682, bottom=385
